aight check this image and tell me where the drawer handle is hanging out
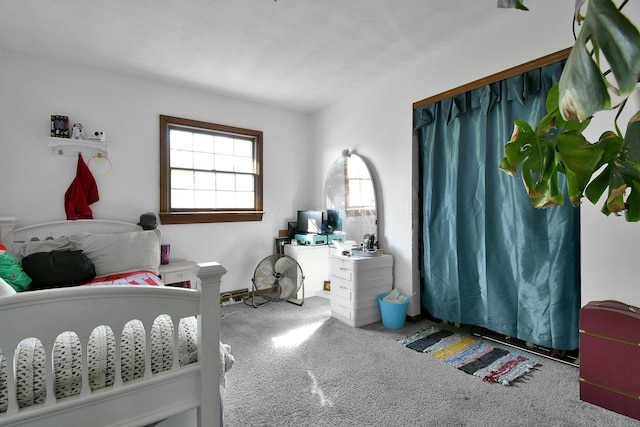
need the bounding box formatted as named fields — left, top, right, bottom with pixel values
left=340, top=286, right=350, bottom=290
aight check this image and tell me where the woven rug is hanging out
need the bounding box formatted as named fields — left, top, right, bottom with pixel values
left=400, top=326, right=538, bottom=385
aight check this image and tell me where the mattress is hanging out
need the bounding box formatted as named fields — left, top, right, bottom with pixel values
left=0, top=314, right=198, bottom=412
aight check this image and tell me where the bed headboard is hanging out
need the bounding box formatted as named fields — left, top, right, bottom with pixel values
left=10, top=219, right=142, bottom=244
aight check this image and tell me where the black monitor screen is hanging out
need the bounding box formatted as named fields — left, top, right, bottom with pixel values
left=326, top=209, right=342, bottom=232
left=296, top=210, right=323, bottom=234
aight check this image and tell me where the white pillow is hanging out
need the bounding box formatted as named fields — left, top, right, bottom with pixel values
left=75, top=230, right=161, bottom=277
left=0, top=277, right=17, bottom=297
left=12, top=236, right=77, bottom=261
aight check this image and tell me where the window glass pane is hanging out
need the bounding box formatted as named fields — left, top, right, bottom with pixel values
left=215, top=154, right=235, bottom=172
left=347, top=157, right=368, bottom=179
left=172, top=169, right=195, bottom=189
left=236, top=191, right=255, bottom=208
left=172, top=189, right=195, bottom=208
left=217, top=173, right=235, bottom=191
left=236, top=174, right=254, bottom=191
left=214, top=135, right=234, bottom=155
left=348, top=181, right=361, bottom=206
left=235, top=156, right=254, bottom=173
left=234, top=139, right=253, bottom=157
left=193, top=133, right=214, bottom=153
left=195, top=171, right=216, bottom=190
left=348, top=179, right=375, bottom=207
left=217, top=191, right=235, bottom=207
left=194, top=152, right=214, bottom=171
left=170, top=129, right=193, bottom=150
left=194, top=190, right=216, bottom=208
left=359, top=182, right=374, bottom=205
left=170, top=149, right=193, bottom=169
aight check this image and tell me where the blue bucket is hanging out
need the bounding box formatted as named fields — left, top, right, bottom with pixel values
left=377, top=292, right=409, bottom=329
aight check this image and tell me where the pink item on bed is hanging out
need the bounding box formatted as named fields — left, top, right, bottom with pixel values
left=83, top=270, right=164, bottom=287
left=64, top=153, right=99, bottom=220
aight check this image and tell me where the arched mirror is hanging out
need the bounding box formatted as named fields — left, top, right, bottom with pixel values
left=323, top=150, right=377, bottom=244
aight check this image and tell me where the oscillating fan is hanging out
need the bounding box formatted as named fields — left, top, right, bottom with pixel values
left=246, top=254, right=305, bottom=307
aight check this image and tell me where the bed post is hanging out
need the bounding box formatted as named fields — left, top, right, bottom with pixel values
left=197, top=262, right=226, bottom=427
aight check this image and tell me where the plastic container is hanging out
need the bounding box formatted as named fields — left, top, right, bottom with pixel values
left=377, top=292, right=409, bottom=329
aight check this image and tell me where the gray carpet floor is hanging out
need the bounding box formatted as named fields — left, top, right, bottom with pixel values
left=220, top=296, right=639, bottom=427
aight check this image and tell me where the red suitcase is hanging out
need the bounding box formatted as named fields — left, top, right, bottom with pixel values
left=579, top=300, right=640, bottom=420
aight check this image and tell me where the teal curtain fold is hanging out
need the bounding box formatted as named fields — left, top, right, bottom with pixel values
left=415, top=61, right=580, bottom=350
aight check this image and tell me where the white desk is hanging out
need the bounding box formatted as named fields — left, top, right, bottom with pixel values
left=284, top=244, right=335, bottom=298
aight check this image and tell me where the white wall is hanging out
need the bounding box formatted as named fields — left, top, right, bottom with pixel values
left=312, top=2, right=640, bottom=315
left=0, top=51, right=314, bottom=295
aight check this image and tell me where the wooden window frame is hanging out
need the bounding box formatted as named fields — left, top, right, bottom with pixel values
left=159, top=115, right=264, bottom=224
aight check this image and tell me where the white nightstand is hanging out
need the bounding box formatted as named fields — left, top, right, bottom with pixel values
left=159, top=260, right=200, bottom=289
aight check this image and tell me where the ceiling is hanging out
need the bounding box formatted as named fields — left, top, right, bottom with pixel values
left=0, top=0, right=539, bottom=113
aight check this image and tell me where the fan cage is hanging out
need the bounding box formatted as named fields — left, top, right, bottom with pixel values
left=247, top=254, right=304, bottom=307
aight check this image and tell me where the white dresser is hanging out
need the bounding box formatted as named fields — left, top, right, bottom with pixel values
left=330, top=253, right=393, bottom=327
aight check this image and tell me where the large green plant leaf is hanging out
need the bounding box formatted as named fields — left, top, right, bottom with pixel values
left=500, top=84, right=603, bottom=208
left=499, top=0, right=640, bottom=221
left=555, top=131, right=604, bottom=205
left=583, top=130, right=622, bottom=212
left=607, top=112, right=640, bottom=219
left=559, top=0, right=640, bottom=121
left=584, top=114, right=640, bottom=219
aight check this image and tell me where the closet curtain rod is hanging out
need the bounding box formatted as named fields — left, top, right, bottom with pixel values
left=413, top=47, right=571, bottom=110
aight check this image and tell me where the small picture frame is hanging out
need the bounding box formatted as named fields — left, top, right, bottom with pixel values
left=51, top=115, right=70, bottom=138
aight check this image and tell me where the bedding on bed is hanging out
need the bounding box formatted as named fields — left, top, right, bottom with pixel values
left=1, top=229, right=163, bottom=292
left=83, top=270, right=164, bottom=287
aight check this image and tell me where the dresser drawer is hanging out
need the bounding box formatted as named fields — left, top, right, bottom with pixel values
left=331, top=296, right=353, bottom=320
left=163, top=270, right=186, bottom=283
left=331, top=276, right=353, bottom=300
left=331, top=258, right=353, bottom=281
left=331, top=297, right=386, bottom=327
left=159, top=261, right=199, bottom=289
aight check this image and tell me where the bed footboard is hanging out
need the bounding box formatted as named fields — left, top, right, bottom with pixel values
left=0, top=262, right=225, bottom=427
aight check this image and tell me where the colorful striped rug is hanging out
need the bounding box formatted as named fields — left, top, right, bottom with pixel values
left=400, top=326, right=538, bottom=385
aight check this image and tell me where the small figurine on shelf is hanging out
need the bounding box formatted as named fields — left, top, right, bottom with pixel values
left=71, top=123, right=84, bottom=140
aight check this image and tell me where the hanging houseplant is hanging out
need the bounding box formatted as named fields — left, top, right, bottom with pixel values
left=498, top=0, right=640, bottom=220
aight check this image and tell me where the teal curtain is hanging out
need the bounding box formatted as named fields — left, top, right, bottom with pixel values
left=414, top=61, right=580, bottom=350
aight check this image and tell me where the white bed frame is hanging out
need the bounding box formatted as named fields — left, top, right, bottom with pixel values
left=0, top=219, right=225, bottom=427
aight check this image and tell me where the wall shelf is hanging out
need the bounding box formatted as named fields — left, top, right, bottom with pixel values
left=48, top=137, right=109, bottom=157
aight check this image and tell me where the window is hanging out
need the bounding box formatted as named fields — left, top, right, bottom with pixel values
left=344, top=155, right=375, bottom=217
left=159, top=115, right=263, bottom=224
